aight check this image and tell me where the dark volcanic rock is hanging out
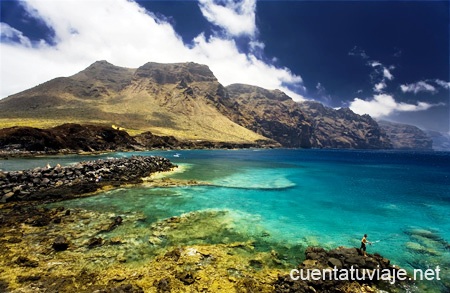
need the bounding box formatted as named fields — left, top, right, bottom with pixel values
left=102, top=216, right=123, bottom=232
left=223, top=84, right=392, bottom=149
left=52, top=235, right=69, bottom=251
left=154, top=277, right=171, bottom=293
left=0, top=156, right=175, bottom=203
left=274, top=246, right=413, bottom=293
left=95, top=284, right=144, bottom=293
left=0, top=124, right=271, bottom=157
left=0, top=126, right=64, bottom=152
left=87, top=237, right=103, bottom=248
left=134, top=131, right=183, bottom=149
left=299, top=101, right=392, bottom=149
left=176, top=271, right=195, bottom=285
left=223, top=84, right=313, bottom=148
left=15, top=256, right=39, bottom=267
left=0, top=123, right=138, bottom=154
left=378, top=120, right=433, bottom=150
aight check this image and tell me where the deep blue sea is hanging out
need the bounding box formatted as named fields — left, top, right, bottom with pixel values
left=2, top=149, right=449, bottom=290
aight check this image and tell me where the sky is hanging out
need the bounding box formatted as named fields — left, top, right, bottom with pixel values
left=1, top=0, right=449, bottom=132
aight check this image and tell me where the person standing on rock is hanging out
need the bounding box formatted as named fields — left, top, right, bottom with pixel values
left=360, top=234, right=372, bottom=257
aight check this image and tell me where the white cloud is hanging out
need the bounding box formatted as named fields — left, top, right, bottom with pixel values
left=383, top=67, right=394, bottom=80
left=434, top=79, right=450, bottom=89
left=365, top=59, right=394, bottom=92
left=373, top=81, right=386, bottom=93
left=0, top=22, right=32, bottom=47
left=198, top=0, right=257, bottom=37
left=0, top=0, right=305, bottom=101
left=369, top=61, right=382, bottom=67
left=349, top=94, right=440, bottom=118
left=190, top=34, right=304, bottom=99
left=400, top=81, right=437, bottom=94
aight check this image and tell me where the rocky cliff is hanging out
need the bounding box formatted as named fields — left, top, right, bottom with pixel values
left=378, top=120, right=432, bottom=150
left=426, top=130, right=450, bottom=151
left=222, top=84, right=313, bottom=148
left=300, top=101, right=392, bottom=149
left=222, top=84, right=391, bottom=149
left=0, top=60, right=426, bottom=150
left=0, top=124, right=138, bottom=154
left=0, top=124, right=270, bottom=157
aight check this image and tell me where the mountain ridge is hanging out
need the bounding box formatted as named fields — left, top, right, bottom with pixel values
left=0, top=60, right=433, bottom=150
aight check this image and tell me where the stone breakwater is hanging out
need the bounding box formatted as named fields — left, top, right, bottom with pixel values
left=0, top=156, right=175, bottom=203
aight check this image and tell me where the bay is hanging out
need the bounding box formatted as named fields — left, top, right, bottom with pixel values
left=2, top=149, right=449, bottom=291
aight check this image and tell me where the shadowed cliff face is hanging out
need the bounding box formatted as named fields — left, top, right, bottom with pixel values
left=378, top=120, right=432, bottom=150
left=222, top=84, right=313, bottom=148
left=222, top=85, right=392, bottom=149
left=299, top=101, right=392, bottom=149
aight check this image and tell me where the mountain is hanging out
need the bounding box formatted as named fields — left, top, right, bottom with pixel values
left=218, top=85, right=391, bottom=148
left=426, top=130, right=450, bottom=151
left=377, top=120, right=433, bottom=150
left=0, top=60, right=422, bottom=149
left=221, top=84, right=313, bottom=148
left=0, top=61, right=265, bottom=144
left=299, top=101, right=392, bottom=149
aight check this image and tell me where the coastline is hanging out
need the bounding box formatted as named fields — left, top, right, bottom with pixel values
left=1, top=151, right=447, bottom=292
left=0, top=203, right=415, bottom=293
left=0, top=156, right=176, bottom=204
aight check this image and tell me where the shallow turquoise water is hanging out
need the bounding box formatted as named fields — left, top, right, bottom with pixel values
left=3, top=149, right=450, bottom=290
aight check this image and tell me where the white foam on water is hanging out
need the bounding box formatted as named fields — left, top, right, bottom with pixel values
left=211, top=168, right=295, bottom=189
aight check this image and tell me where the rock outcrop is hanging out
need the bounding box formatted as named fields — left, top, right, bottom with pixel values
left=274, top=246, right=413, bottom=292
left=378, top=120, right=433, bottom=150
left=223, top=84, right=313, bottom=148
left=299, top=101, right=392, bottom=149
left=0, top=123, right=139, bottom=154
left=0, top=124, right=273, bottom=157
left=0, top=156, right=175, bottom=202
left=223, top=85, right=392, bottom=149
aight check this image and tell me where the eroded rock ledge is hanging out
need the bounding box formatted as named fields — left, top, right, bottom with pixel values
left=275, top=246, right=414, bottom=292
left=0, top=156, right=175, bottom=203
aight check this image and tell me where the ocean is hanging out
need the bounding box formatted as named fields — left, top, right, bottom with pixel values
left=2, top=149, right=449, bottom=291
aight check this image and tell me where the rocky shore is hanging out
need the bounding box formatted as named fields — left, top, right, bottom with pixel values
left=0, top=203, right=418, bottom=293
left=0, top=124, right=276, bottom=159
left=0, top=156, right=175, bottom=203
left=0, top=155, right=436, bottom=292
left=275, top=246, right=415, bottom=292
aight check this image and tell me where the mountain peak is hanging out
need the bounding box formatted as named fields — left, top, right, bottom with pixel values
left=134, top=62, right=217, bottom=84
left=72, top=60, right=134, bottom=81
left=91, top=60, right=113, bottom=66
left=226, top=84, right=292, bottom=101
